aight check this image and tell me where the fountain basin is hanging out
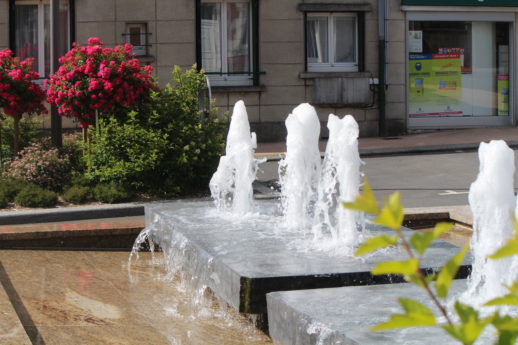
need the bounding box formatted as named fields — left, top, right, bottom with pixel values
left=267, top=281, right=479, bottom=345
left=144, top=199, right=472, bottom=315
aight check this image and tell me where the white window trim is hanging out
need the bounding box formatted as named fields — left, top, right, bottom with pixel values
left=125, top=23, right=148, bottom=57
left=201, top=0, right=253, bottom=86
left=15, top=0, right=70, bottom=78
left=307, top=12, right=358, bottom=73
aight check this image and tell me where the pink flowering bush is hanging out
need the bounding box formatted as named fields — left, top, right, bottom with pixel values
left=46, top=37, right=157, bottom=127
left=0, top=49, right=47, bottom=152
left=4, top=140, right=73, bottom=191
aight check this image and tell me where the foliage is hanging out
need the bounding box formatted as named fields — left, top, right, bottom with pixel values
left=92, top=183, right=133, bottom=204
left=14, top=185, right=58, bottom=208
left=0, top=191, right=7, bottom=208
left=46, top=37, right=157, bottom=127
left=0, top=49, right=47, bottom=152
left=3, top=140, right=73, bottom=191
left=84, top=113, right=169, bottom=190
left=0, top=116, right=42, bottom=163
left=85, top=65, right=226, bottom=197
left=0, top=177, right=30, bottom=202
left=344, top=179, right=518, bottom=345
left=62, top=185, right=91, bottom=204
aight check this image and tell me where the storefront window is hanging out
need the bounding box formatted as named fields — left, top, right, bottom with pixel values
left=408, top=21, right=510, bottom=118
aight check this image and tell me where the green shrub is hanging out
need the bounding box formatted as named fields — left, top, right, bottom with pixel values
left=15, top=185, right=58, bottom=208
left=0, top=178, right=29, bottom=201
left=92, top=183, right=132, bottom=204
left=0, top=116, right=42, bottom=164
left=84, top=114, right=169, bottom=190
left=3, top=140, right=74, bottom=191
left=84, top=65, right=226, bottom=197
left=62, top=185, right=91, bottom=204
left=0, top=191, right=8, bottom=208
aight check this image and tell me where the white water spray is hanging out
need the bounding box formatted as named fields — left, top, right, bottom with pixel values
left=209, top=100, right=262, bottom=214
left=279, top=103, right=321, bottom=230
left=312, top=114, right=364, bottom=251
left=462, top=140, right=517, bottom=308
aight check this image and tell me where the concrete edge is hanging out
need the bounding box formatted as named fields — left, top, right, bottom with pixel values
left=0, top=203, right=145, bottom=225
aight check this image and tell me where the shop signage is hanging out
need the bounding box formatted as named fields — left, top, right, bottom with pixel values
left=402, top=0, right=517, bottom=6
left=409, top=53, right=463, bottom=117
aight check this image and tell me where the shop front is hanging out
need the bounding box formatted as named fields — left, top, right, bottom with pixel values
left=402, top=2, right=516, bottom=129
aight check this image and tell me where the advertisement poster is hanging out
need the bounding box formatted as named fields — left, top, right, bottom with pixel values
left=408, top=31, right=423, bottom=53
left=409, top=53, right=463, bottom=117
left=497, top=74, right=509, bottom=116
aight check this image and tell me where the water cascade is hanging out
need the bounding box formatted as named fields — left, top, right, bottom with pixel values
left=278, top=103, right=321, bottom=230
left=312, top=114, right=364, bottom=252
left=462, top=140, right=517, bottom=308
left=209, top=100, right=262, bottom=214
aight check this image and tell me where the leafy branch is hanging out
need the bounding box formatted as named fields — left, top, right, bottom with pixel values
left=343, top=178, right=518, bottom=344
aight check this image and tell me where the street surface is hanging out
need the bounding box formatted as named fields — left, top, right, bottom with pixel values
left=256, top=150, right=518, bottom=208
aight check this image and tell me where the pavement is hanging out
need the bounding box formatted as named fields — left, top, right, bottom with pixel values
left=255, top=126, right=518, bottom=159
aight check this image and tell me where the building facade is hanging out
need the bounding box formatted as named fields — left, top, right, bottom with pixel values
left=0, top=0, right=517, bottom=140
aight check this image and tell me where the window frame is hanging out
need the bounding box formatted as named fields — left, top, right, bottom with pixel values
left=12, top=0, right=71, bottom=79
left=306, top=12, right=359, bottom=73
left=197, top=0, right=257, bottom=87
left=125, top=22, right=148, bottom=57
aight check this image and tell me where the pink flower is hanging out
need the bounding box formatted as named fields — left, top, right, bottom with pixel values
left=87, top=37, right=103, bottom=46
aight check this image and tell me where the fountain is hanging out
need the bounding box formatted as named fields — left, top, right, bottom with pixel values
left=209, top=100, right=262, bottom=214
left=461, top=140, right=518, bottom=309
left=268, top=140, right=517, bottom=345
left=132, top=101, right=468, bottom=334
left=278, top=103, right=321, bottom=230
left=312, top=114, right=364, bottom=254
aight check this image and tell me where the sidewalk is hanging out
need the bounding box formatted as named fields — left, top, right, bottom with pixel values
left=256, top=126, right=518, bottom=158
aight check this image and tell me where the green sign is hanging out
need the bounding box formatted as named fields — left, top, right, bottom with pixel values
left=402, top=0, right=517, bottom=6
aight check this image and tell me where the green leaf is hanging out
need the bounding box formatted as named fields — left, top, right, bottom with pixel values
left=442, top=302, right=490, bottom=345
left=372, top=258, right=419, bottom=276
left=432, top=222, right=454, bottom=238
left=485, top=294, right=518, bottom=307
left=435, top=245, right=469, bottom=298
left=410, top=223, right=453, bottom=255
left=373, top=192, right=404, bottom=230
left=371, top=298, right=436, bottom=331
left=342, top=178, right=379, bottom=215
left=355, top=235, right=398, bottom=257
left=490, top=238, right=518, bottom=259
left=496, top=331, right=518, bottom=345
left=492, top=314, right=518, bottom=332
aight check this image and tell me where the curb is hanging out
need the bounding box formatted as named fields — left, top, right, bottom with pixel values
left=0, top=203, right=145, bottom=225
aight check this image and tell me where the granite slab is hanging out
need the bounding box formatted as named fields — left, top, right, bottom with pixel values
left=145, top=200, right=472, bottom=315
left=267, top=280, right=493, bottom=345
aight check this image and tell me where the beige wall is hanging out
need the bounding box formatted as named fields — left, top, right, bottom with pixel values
left=75, top=0, right=196, bottom=86
left=213, top=0, right=384, bottom=140
left=4, top=0, right=419, bottom=138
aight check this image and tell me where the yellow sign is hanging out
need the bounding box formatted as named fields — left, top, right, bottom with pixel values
left=409, top=53, right=462, bottom=116
left=497, top=74, right=509, bottom=116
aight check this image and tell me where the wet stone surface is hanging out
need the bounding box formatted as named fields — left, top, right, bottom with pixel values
left=0, top=250, right=272, bottom=345
left=145, top=199, right=472, bottom=315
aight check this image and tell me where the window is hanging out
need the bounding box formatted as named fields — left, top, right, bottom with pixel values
left=14, top=0, right=69, bottom=78
left=200, top=0, right=253, bottom=86
left=408, top=20, right=511, bottom=118
left=306, top=13, right=358, bottom=72
left=125, top=23, right=148, bottom=57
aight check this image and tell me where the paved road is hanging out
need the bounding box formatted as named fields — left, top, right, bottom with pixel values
left=256, top=150, right=518, bottom=208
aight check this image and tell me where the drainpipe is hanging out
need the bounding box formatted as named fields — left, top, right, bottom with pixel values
left=378, top=0, right=387, bottom=136
left=50, top=0, right=62, bottom=148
